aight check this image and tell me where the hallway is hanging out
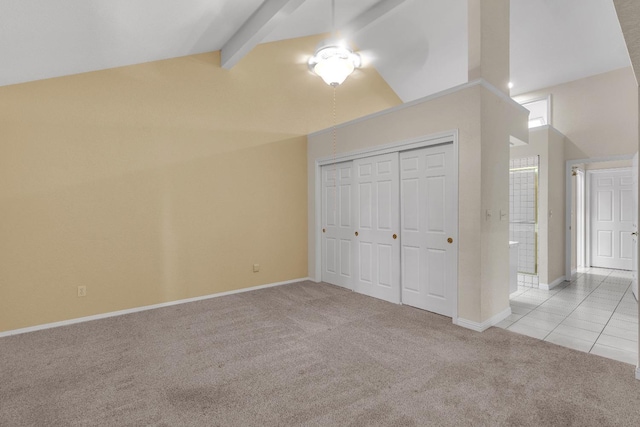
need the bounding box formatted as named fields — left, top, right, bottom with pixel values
left=497, top=268, right=638, bottom=365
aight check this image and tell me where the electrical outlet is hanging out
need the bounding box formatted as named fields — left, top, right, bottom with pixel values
left=77, top=286, right=87, bottom=297
left=253, top=264, right=260, bottom=273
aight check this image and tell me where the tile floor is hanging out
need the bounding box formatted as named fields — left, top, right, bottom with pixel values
left=497, top=267, right=639, bottom=365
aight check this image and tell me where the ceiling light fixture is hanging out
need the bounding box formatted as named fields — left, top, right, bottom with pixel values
left=309, top=43, right=361, bottom=86
left=308, top=0, right=360, bottom=86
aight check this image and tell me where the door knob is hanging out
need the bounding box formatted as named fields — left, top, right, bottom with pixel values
left=447, top=237, right=453, bottom=244
left=355, top=231, right=359, bottom=237
left=393, top=234, right=397, bottom=240
left=632, top=232, right=638, bottom=236
left=322, top=228, right=326, bottom=233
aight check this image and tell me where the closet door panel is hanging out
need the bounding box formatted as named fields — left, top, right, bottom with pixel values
left=321, top=162, right=354, bottom=289
left=401, top=143, right=455, bottom=316
left=353, top=153, right=400, bottom=303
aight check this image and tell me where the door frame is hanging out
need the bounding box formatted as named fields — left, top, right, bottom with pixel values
left=565, top=154, right=634, bottom=281
left=314, top=130, right=459, bottom=323
left=585, top=167, right=633, bottom=269
left=576, top=168, right=585, bottom=269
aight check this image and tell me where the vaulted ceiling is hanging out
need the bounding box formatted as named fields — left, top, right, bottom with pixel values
left=0, top=0, right=631, bottom=101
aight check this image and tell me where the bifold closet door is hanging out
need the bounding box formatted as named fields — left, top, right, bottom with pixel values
left=321, top=162, right=354, bottom=289
left=400, top=144, right=455, bottom=316
left=353, top=153, right=401, bottom=303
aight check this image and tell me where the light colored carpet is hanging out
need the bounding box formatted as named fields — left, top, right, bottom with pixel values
left=1, top=281, right=639, bottom=426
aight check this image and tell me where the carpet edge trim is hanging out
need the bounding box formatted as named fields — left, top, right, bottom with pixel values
left=0, top=277, right=311, bottom=338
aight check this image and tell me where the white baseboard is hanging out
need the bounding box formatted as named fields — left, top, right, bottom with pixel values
left=539, top=276, right=566, bottom=291
left=0, top=277, right=311, bottom=338
left=457, top=307, right=512, bottom=332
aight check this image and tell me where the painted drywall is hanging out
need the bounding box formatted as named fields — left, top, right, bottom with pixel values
left=547, top=128, right=566, bottom=284
left=308, top=82, right=528, bottom=323
left=0, top=35, right=401, bottom=333
left=515, top=67, right=638, bottom=160
left=585, top=160, right=632, bottom=170
left=510, top=126, right=566, bottom=287
left=468, top=0, right=510, bottom=93
left=479, top=84, right=518, bottom=317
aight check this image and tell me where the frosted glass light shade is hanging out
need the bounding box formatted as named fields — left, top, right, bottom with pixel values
left=308, top=44, right=361, bottom=86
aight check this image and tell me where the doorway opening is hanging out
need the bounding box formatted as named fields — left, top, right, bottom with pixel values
left=568, top=156, right=638, bottom=304
left=509, top=156, right=539, bottom=289
left=567, top=156, right=635, bottom=280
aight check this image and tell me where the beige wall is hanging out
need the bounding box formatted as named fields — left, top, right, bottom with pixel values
left=468, top=0, right=510, bottom=93
left=308, top=82, right=528, bottom=323
left=515, top=67, right=638, bottom=160
left=510, top=126, right=566, bottom=287
left=547, top=128, right=566, bottom=283
left=0, top=35, right=401, bottom=333
left=585, top=160, right=632, bottom=170
left=480, top=85, right=520, bottom=317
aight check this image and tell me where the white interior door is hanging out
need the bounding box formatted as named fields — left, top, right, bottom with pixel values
left=400, top=144, right=455, bottom=316
left=590, top=168, right=634, bottom=270
left=353, top=153, right=400, bottom=303
left=632, top=153, right=638, bottom=300
left=321, top=162, right=354, bottom=289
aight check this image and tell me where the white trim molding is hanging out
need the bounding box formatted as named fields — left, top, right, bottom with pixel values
left=576, top=168, right=586, bottom=269
left=539, top=276, right=567, bottom=291
left=0, top=277, right=310, bottom=338
left=457, top=307, right=512, bottom=332
left=636, top=365, right=640, bottom=380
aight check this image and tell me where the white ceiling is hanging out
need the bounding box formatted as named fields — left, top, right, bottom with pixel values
left=510, top=0, right=631, bottom=95
left=0, top=0, right=632, bottom=102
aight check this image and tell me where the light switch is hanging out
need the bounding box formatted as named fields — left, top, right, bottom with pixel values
left=253, top=264, right=260, bottom=272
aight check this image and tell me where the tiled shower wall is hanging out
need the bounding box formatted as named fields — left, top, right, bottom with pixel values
left=509, top=157, right=539, bottom=286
